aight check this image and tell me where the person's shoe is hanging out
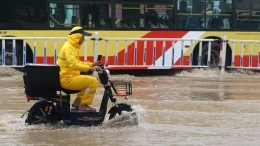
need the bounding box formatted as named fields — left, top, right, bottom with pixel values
left=72, top=100, right=80, bottom=108
left=78, top=103, right=96, bottom=112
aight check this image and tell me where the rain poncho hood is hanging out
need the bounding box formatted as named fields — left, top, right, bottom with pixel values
left=67, top=26, right=92, bottom=49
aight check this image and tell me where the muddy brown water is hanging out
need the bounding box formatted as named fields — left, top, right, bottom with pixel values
left=1, top=67, right=260, bottom=146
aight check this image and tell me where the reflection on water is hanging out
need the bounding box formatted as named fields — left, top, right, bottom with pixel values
left=1, top=67, right=260, bottom=145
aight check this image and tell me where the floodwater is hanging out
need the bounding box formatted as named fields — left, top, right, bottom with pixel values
left=1, top=67, right=260, bottom=146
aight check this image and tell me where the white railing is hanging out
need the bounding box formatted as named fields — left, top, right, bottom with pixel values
left=0, top=33, right=218, bottom=70
left=101, top=37, right=216, bottom=69
left=1, top=37, right=92, bottom=67
left=228, top=39, right=260, bottom=69
left=218, top=34, right=260, bottom=81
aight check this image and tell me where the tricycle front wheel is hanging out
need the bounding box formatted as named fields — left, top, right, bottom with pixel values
left=108, top=103, right=139, bottom=125
left=108, top=103, right=133, bottom=120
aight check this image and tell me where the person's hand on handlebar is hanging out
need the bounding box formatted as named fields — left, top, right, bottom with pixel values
left=89, top=66, right=102, bottom=72
left=92, top=61, right=101, bottom=66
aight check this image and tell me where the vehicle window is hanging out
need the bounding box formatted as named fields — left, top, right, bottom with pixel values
left=83, top=4, right=112, bottom=29
left=236, top=0, right=260, bottom=30
left=115, top=4, right=175, bottom=29
left=115, top=4, right=144, bottom=29
left=50, top=3, right=80, bottom=28
left=177, top=0, right=233, bottom=30
left=1, top=0, right=48, bottom=30
left=49, top=3, right=112, bottom=29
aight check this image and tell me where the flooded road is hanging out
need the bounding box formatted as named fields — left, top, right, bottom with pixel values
left=1, top=67, right=260, bottom=146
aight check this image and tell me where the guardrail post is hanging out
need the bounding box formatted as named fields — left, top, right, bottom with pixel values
left=12, top=39, right=16, bottom=66
left=93, top=32, right=99, bottom=61
left=219, top=34, right=227, bottom=81
left=93, top=32, right=100, bottom=79
left=23, top=40, right=26, bottom=66
left=2, top=39, right=5, bottom=66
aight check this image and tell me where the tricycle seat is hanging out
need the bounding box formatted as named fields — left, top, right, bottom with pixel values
left=61, top=88, right=80, bottom=95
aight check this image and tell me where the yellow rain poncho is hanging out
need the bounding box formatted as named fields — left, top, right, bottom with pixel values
left=57, top=26, right=98, bottom=105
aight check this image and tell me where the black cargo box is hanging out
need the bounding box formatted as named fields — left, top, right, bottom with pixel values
left=23, top=63, right=61, bottom=97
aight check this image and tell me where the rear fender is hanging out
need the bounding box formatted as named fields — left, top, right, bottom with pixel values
left=28, top=101, right=54, bottom=113
left=25, top=101, right=56, bottom=125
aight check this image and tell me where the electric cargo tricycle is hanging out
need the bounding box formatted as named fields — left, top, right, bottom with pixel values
left=21, top=63, right=138, bottom=126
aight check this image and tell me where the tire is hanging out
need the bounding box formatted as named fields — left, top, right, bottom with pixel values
left=196, top=42, right=231, bottom=67
left=25, top=101, right=59, bottom=125
left=0, top=41, right=24, bottom=71
left=108, top=103, right=133, bottom=120
left=201, top=43, right=220, bottom=67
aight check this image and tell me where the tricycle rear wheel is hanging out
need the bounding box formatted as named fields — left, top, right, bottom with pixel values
left=25, top=101, right=59, bottom=125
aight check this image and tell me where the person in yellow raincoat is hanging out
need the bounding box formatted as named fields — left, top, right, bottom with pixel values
left=57, top=26, right=101, bottom=111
